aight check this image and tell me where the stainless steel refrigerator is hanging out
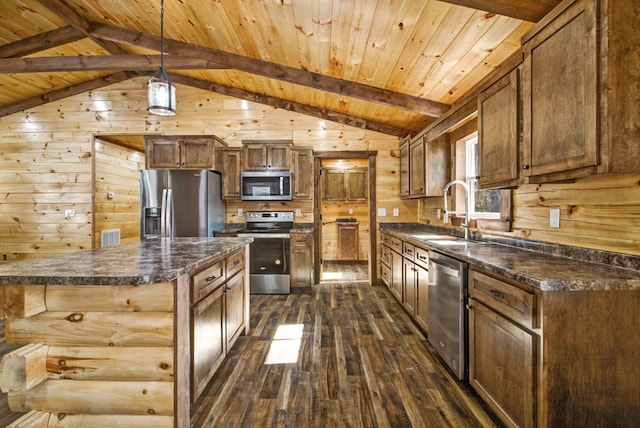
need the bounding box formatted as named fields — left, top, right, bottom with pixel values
left=140, top=169, right=225, bottom=238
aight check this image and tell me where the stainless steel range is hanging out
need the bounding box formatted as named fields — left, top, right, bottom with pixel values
left=236, top=211, right=293, bottom=294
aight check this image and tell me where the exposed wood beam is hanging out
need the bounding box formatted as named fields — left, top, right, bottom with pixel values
left=0, top=26, right=83, bottom=58
left=37, top=0, right=129, bottom=55
left=170, top=74, right=410, bottom=137
left=0, top=55, right=225, bottom=73
left=437, top=0, right=560, bottom=22
left=88, top=22, right=451, bottom=118
left=0, top=71, right=143, bottom=117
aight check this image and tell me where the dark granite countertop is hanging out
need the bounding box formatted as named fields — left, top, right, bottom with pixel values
left=380, top=224, right=640, bottom=292
left=0, top=237, right=252, bottom=286
left=291, top=223, right=314, bottom=233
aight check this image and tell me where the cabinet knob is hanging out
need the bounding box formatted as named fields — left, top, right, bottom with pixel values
left=523, top=164, right=530, bottom=170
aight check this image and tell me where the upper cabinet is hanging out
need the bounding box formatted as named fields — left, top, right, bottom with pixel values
left=292, top=148, right=313, bottom=200
left=323, top=168, right=368, bottom=201
left=146, top=135, right=226, bottom=169
left=242, top=140, right=292, bottom=171
left=478, top=67, right=520, bottom=189
left=519, top=0, right=639, bottom=183
left=401, top=134, right=450, bottom=198
left=220, top=148, right=242, bottom=199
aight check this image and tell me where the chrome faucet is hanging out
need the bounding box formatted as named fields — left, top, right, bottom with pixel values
left=443, top=180, right=470, bottom=240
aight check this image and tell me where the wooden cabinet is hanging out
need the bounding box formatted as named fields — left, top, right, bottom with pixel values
left=191, top=248, right=246, bottom=401
left=388, top=237, right=403, bottom=302
left=401, top=134, right=450, bottom=198
left=290, top=231, right=314, bottom=288
left=402, top=243, right=417, bottom=314
left=337, top=221, right=358, bottom=261
left=399, top=137, right=410, bottom=198
left=478, top=67, right=520, bottom=189
left=220, top=148, right=242, bottom=199
left=292, top=148, right=313, bottom=199
left=322, top=168, right=368, bottom=201
left=242, top=140, right=292, bottom=171
left=146, top=135, right=226, bottom=169
left=468, top=270, right=537, bottom=428
left=413, top=247, right=429, bottom=332
left=520, top=0, right=640, bottom=183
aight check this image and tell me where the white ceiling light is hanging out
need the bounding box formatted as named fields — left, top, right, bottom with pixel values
left=147, top=0, right=176, bottom=116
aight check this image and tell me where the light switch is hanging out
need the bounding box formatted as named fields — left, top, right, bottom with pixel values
left=295, top=208, right=302, bottom=216
left=378, top=208, right=386, bottom=217
left=237, top=208, right=243, bottom=217
left=64, top=209, right=76, bottom=219
left=549, top=208, right=560, bottom=228
left=393, top=208, right=399, bottom=217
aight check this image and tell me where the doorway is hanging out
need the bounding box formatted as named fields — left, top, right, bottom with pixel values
left=313, top=151, right=377, bottom=285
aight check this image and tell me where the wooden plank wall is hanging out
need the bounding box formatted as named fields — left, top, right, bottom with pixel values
left=0, top=77, right=409, bottom=262
left=94, top=139, right=145, bottom=247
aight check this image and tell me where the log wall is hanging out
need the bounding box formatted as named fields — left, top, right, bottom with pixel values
left=94, top=139, right=145, bottom=248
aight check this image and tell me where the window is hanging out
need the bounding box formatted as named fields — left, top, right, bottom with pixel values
left=465, top=135, right=500, bottom=219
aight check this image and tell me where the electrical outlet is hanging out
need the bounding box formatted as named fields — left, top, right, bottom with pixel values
left=237, top=208, right=243, bottom=217
left=295, top=208, right=302, bottom=217
left=437, top=208, right=441, bottom=219
left=377, top=208, right=386, bottom=217
left=107, top=192, right=115, bottom=199
left=549, top=208, right=560, bottom=228
left=348, top=208, right=353, bottom=215
left=393, top=208, right=399, bottom=217
left=64, top=209, right=75, bottom=219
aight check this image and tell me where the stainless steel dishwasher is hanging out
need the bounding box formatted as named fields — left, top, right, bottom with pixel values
left=427, top=250, right=468, bottom=380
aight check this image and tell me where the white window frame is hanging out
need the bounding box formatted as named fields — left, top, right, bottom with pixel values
left=462, top=133, right=500, bottom=220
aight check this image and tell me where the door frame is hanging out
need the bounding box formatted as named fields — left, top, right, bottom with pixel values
left=313, top=151, right=377, bottom=285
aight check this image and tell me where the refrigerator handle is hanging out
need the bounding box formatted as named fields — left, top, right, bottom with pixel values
left=166, top=188, right=174, bottom=238
left=161, top=189, right=168, bottom=237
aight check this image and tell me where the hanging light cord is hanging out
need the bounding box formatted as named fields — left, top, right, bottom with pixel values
left=160, top=0, right=166, bottom=75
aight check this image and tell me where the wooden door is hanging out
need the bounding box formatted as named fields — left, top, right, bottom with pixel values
left=292, top=149, right=313, bottom=199
left=402, top=259, right=416, bottom=315
left=478, top=69, right=520, bottom=188
left=469, top=300, right=535, bottom=428
left=221, top=148, right=242, bottom=199
left=147, top=138, right=180, bottom=168
left=337, top=223, right=358, bottom=261
left=243, top=144, right=268, bottom=170
left=346, top=168, right=368, bottom=201
left=390, top=249, right=403, bottom=302
left=225, top=273, right=245, bottom=350
left=425, top=134, right=451, bottom=196
left=180, top=139, right=213, bottom=169
left=323, top=169, right=346, bottom=201
left=267, top=144, right=291, bottom=170
left=522, top=0, right=598, bottom=181
left=290, top=232, right=313, bottom=288
left=414, top=262, right=429, bottom=333
left=409, top=137, right=425, bottom=197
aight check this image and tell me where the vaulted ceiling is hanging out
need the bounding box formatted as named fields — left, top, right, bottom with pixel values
left=0, top=0, right=561, bottom=137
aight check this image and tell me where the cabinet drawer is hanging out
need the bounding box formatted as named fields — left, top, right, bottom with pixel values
left=291, top=233, right=311, bottom=247
left=402, top=242, right=415, bottom=261
left=381, top=233, right=391, bottom=246
left=414, top=246, right=429, bottom=269
left=226, top=249, right=245, bottom=279
left=389, top=237, right=403, bottom=254
left=469, top=270, right=536, bottom=328
left=192, top=260, right=225, bottom=303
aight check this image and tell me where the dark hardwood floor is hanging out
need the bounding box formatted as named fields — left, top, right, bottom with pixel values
left=321, top=260, right=369, bottom=283
left=192, top=282, right=499, bottom=427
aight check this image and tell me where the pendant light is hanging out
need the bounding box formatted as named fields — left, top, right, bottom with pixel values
left=147, top=0, right=176, bottom=116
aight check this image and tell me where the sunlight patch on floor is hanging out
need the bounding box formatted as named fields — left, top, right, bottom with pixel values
left=321, top=271, right=343, bottom=280
left=264, top=323, right=304, bottom=365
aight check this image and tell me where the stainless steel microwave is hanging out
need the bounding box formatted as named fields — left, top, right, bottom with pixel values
left=240, top=171, right=292, bottom=201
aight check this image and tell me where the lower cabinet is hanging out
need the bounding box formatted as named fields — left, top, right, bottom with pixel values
left=290, top=231, right=314, bottom=288
left=468, top=269, right=537, bottom=428
left=191, top=248, right=246, bottom=401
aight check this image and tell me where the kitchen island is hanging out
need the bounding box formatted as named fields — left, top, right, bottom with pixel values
left=0, top=237, right=251, bottom=428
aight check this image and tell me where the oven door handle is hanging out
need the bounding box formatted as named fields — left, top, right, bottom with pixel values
left=237, top=233, right=290, bottom=239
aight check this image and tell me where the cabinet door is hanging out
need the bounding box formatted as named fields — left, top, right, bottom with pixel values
left=323, top=169, right=346, bottom=201
left=402, top=259, right=416, bottom=315
left=390, top=249, right=403, bottom=302
left=414, top=263, right=429, bottom=333
left=425, top=134, right=450, bottom=196
left=522, top=0, right=597, bottom=182
left=147, top=139, right=180, bottom=168
left=243, top=144, right=268, bottom=170
left=267, top=144, right=291, bottom=170
left=225, top=272, right=245, bottom=350
left=469, top=300, right=535, bottom=428
left=478, top=69, right=520, bottom=189
left=192, top=285, right=225, bottom=400
left=290, top=233, right=313, bottom=288
left=399, top=137, right=410, bottom=198
left=409, top=137, right=425, bottom=197
left=346, top=169, right=367, bottom=201
left=337, top=223, right=358, bottom=261
left=292, top=149, right=313, bottom=199
left=221, top=148, right=242, bottom=199
left=180, top=139, right=213, bottom=169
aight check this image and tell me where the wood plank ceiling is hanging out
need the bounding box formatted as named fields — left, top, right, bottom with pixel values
left=0, top=0, right=561, bottom=138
